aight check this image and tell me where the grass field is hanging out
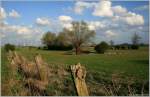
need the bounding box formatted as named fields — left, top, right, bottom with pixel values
left=1, top=46, right=149, bottom=96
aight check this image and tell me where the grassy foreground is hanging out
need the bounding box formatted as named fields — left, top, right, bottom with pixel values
left=1, top=46, right=149, bottom=95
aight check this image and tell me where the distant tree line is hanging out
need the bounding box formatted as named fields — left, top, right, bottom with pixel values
left=113, top=43, right=137, bottom=50
left=94, top=33, right=143, bottom=53
left=112, top=33, right=142, bottom=50
left=41, top=20, right=146, bottom=54
left=3, top=26, right=146, bottom=55
left=4, top=43, right=15, bottom=52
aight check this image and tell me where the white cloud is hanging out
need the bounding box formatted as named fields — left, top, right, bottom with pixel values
left=36, top=17, right=50, bottom=26
left=58, top=15, right=73, bottom=29
left=74, top=1, right=95, bottom=14
left=88, top=21, right=105, bottom=30
left=62, top=23, right=73, bottom=30
left=112, top=5, right=127, bottom=15
left=121, top=12, right=144, bottom=26
left=0, top=7, right=21, bottom=19
left=0, top=7, right=7, bottom=20
left=134, top=5, right=149, bottom=11
left=73, top=0, right=145, bottom=26
left=92, top=0, right=113, bottom=17
left=110, top=5, right=144, bottom=26
left=0, top=22, right=41, bottom=36
left=105, top=30, right=118, bottom=38
left=9, top=9, right=20, bottom=18
left=0, top=32, right=5, bottom=38
left=58, top=15, right=73, bottom=22
left=1, top=22, right=43, bottom=46
left=0, top=22, right=18, bottom=33
left=138, top=26, right=143, bottom=30
left=17, top=26, right=33, bottom=35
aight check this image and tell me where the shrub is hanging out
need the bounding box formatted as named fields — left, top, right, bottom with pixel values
left=47, top=45, right=73, bottom=51
left=127, top=45, right=132, bottom=49
left=95, top=41, right=109, bottom=54
left=38, top=47, right=41, bottom=49
left=43, top=46, right=48, bottom=50
left=120, top=45, right=128, bottom=50
left=4, top=44, right=15, bottom=52
left=131, top=45, right=139, bottom=49
left=114, top=45, right=120, bottom=50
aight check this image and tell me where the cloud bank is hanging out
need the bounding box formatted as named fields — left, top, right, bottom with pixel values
left=1, top=0, right=148, bottom=46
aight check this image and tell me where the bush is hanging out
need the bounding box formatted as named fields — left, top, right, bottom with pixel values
left=131, top=45, right=139, bottom=49
left=114, top=45, right=120, bottom=50
left=120, top=45, right=128, bottom=50
left=38, top=47, right=41, bottom=49
left=47, top=45, right=73, bottom=51
left=4, top=44, right=15, bottom=52
left=43, top=46, right=48, bottom=50
left=95, top=41, right=109, bottom=54
left=114, top=44, right=132, bottom=50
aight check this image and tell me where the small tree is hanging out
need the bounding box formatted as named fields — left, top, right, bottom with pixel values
left=110, top=40, right=114, bottom=46
left=131, top=33, right=141, bottom=49
left=41, top=31, right=56, bottom=49
left=131, top=33, right=141, bottom=45
left=109, top=40, right=114, bottom=50
left=4, top=43, right=15, bottom=52
left=95, top=41, right=109, bottom=54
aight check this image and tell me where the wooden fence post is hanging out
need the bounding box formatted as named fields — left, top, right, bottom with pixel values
left=71, top=63, right=89, bottom=96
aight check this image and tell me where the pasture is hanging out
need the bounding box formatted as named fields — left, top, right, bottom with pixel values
left=1, top=46, right=149, bottom=96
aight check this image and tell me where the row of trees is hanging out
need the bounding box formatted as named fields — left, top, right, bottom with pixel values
left=42, top=31, right=73, bottom=50
left=109, top=33, right=141, bottom=50
left=42, top=21, right=95, bottom=54
left=95, top=34, right=142, bottom=54
left=4, top=43, right=16, bottom=52
left=42, top=21, right=143, bottom=54
left=3, top=23, right=143, bottom=54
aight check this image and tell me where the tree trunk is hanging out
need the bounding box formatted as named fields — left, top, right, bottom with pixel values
left=75, top=46, right=80, bottom=55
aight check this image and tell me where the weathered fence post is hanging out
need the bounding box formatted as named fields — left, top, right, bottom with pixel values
left=71, top=63, right=89, bottom=96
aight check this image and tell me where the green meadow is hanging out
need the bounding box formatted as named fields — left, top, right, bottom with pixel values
left=1, top=46, right=149, bottom=95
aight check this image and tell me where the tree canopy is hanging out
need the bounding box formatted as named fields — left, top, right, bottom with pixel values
left=62, top=21, right=95, bottom=54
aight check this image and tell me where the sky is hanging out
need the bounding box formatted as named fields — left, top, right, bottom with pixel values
left=0, top=0, right=149, bottom=46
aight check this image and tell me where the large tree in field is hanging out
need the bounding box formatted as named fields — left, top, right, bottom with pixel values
left=63, top=21, right=95, bottom=55
left=42, top=31, right=56, bottom=49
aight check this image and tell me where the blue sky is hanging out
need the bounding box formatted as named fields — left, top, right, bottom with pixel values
left=1, top=0, right=149, bottom=46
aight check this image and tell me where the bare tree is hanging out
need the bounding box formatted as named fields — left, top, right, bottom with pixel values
left=110, top=40, right=114, bottom=46
left=131, top=33, right=141, bottom=45
left=63, top=21, right=95, bottom=55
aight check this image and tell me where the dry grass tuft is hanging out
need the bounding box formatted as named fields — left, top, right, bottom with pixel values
left=7, top=51, right=49, bottom=95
